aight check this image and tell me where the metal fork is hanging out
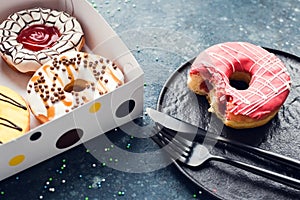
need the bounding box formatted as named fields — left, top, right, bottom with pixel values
left=152, top=128, right=300, bottom=190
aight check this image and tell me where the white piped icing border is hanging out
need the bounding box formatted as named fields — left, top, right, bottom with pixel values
left=0, top=7, right=84, bottom=73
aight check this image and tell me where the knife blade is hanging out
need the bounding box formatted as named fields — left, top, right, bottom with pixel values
left=146, top=107, right=300, bottom=170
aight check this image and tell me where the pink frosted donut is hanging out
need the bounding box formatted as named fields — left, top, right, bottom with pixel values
left=187, top=42, right=291, bottom=129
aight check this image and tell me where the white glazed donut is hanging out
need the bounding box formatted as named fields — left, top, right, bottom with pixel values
left=27, top=51, right=124, bottom=123
left=0, top=7, right=85, bottom=73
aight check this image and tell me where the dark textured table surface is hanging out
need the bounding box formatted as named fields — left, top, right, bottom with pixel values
left=1, top=0, right=300, bottom=199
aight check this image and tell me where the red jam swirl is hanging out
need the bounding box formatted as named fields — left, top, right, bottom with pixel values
left=17, top=24, right=61, bottom=51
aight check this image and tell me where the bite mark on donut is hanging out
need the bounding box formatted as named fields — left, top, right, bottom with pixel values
left=200, top=81, right=213, bottom=93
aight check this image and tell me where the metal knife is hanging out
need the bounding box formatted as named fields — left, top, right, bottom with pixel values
left=146, top=107, right=300, bottom=170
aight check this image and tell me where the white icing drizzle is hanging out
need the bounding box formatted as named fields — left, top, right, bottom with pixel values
left=209, top=52, right=235, bottom=72
left=0, top=7, right=84, bottom=73
left=202, top=42, right=291, bottom=119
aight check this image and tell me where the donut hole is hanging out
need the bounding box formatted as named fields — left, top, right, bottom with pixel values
left=229, top=72, right=251, bottom=90
left=64, top=79, right=89, bottom=93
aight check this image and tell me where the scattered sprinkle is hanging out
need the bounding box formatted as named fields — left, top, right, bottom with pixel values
left=96, top=182, right=102, bottom=188
left=90, top=0, right=97, bottom=8
left=61, top=164, right=66, bottom=170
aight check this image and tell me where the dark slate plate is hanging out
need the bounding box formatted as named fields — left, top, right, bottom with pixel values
left=157, top=48, right=300, bottom=200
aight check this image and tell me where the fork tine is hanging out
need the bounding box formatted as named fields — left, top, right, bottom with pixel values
left=152, top=135, right=187, bottom=163
left=157, top=132, right=190, bottom=157
left=155, top=122, right=193, bottom=139
left=151, top=130, right=183, bottom=156
left=151, top=130, right=188, bottom=163
left=153, top=125, right=192, bottom=153
left=156, top=123, right=197, bottom=146
left=154, top=124, right=195, bottom=149
left=161, top=128, right=194, bottom=149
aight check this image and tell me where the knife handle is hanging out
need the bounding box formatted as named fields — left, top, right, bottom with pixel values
left=212, top=134, right=300, bottom=170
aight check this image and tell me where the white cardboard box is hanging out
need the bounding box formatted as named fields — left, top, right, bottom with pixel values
left=0, top=0, right=144, bottom=181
